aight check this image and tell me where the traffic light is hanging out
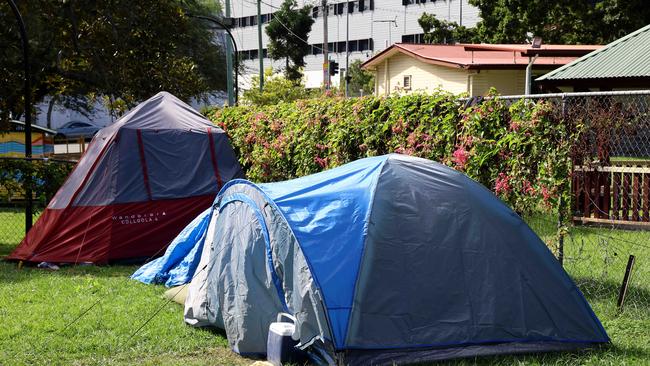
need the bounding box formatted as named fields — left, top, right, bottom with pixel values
left=329, top=60, right=339, bottom=76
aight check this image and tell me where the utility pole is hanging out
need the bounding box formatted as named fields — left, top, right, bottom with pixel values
left=322, top=0, right=329, bottom=89
left=224, top=0, right=234, bottom=105
left=257, top=0, right=264, bottom=91
left=459, top=0, right=462, bottom=26
left=345, top=1, right=350, bottom=97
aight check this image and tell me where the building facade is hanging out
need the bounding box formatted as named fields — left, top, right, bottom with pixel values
left=362, top=44, right=600, bottom=96
left=230, top=0, right=480, bottom=89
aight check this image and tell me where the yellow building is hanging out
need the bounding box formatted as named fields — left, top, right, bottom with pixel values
left=362, top=43, right=600, bottom=96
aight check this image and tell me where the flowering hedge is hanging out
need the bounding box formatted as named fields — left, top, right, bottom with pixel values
left=207, top=90, right=574, bottom=214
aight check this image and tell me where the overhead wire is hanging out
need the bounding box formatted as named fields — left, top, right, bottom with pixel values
left=239, top=0, right=327, bottom=53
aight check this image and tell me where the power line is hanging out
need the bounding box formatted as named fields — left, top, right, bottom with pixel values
left=240, top=0, right=327, bottom=53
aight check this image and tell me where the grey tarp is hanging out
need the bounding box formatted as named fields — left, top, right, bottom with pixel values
left=184, top=183, right=330, bottom=355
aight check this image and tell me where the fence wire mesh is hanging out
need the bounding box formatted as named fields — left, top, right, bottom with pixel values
left=497, top=90, right=650, bottom=318
left=0, top=157, right=74, bottom=257
left=2, top=92, right=649, bottom=317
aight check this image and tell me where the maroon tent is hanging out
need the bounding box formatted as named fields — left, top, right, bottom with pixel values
left=9, top=92, right=243, bottom=264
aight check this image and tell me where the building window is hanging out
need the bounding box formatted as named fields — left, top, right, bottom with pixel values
left=308, top=38, right=372, bottom=54
left=348, top=1, right=355, bottom=14
left=402, top=33, right=425, bottom=43
left=312, top=6, right=319, bottom=18
left=359, top=38, right=371, bottom=51
left=336, top=2, right=342, bottom=15
left=403, top=75, right=412, bottom=90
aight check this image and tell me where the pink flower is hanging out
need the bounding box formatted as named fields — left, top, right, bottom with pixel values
left=509, top=120, right=520, bottom=132
left=495, top=173, right=511, bottom=195
left=522, top=179, right=535, bottom=195
left=314, top=156, right=328, bottom=168
left=452, top=146, right=470, bottom=170
left=541, top=185, right=553, bottom=205
left=254, top=112, right=267, bottom=122
left=244, top=132, right=256, bottom=144
left=271, top=134, right=287, bottom=153
left=270, top=120, right=283, bottom=132
left=406, top=132, right=418, bottom=146
left=395, top=146, right=414, bottom=155
left=461, top=135, right=474, bottom=146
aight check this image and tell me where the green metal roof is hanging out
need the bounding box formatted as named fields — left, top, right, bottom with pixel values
left=537, top=24, right=650, bottom=81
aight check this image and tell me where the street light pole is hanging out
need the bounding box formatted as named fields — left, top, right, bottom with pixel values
left=322, top=0, right=329, bottom=89
left=224, top=0, right=234, bottom=105
left=6, top=0, right=33, bottom=232
left=187, top=13, right=239, bottom=105
left=257, top=0, right=264, bottom=91
left=345, top=1, right=350, bottom=97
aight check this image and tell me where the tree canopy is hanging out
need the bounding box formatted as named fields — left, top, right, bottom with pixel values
left=346, top=60, right=374, bottom=97
left=265, top=0, right=314, bottom=83
left=0, top=0, right=226, bottom=123
left=468, top=0, right=650, bottom=44
left=418, top=0, right=650, bottom=45
left=418, top=13, right=477, bottom=44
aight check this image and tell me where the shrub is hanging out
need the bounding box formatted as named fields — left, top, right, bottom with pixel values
left=0, top=158, right=75, bottom=208
left=207, top=90, right=575, bottom=215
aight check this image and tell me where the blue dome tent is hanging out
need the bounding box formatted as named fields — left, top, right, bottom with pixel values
left=182, top=154, right=609, bottom=364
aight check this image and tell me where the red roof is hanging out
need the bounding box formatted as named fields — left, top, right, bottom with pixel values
left=362, top=43, right=603, bottom=71
left=460, top=44, right=601, bottom=57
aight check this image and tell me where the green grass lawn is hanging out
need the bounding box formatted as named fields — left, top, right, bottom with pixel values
left=1, top=209, right=649, bottom=365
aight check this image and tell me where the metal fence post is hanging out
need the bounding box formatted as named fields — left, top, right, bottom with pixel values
left=557, top=95, right=568, bottom=266
left=6, top=0, right=33, bottom=233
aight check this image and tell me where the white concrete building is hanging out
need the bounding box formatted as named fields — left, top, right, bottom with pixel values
left=230, top=0, right=479, bottom=89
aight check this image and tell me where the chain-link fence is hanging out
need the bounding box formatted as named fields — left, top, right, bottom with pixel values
left=0, top=157, right=75, bottom=256
left=2, top=92, right=649, bottom=314
left=484, top=90, right=650, bottom=318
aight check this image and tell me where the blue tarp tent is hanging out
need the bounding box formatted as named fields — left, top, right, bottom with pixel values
left=131, top=208, right=212, bottom=286
left=181, top=154, right=608, bottom=364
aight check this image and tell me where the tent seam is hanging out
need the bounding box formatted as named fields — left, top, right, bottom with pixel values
left=341, top=155, right=391, bottom=349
